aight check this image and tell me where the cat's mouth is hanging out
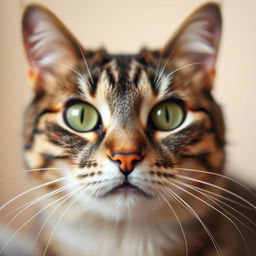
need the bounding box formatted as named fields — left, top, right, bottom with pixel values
left=104, top=181, right=151, bottom=197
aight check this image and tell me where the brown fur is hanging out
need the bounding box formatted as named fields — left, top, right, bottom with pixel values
left=18, top=2, right=256, bottom=256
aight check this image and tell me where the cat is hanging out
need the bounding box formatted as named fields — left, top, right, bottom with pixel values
left=1, top=2, right=256, bottom=256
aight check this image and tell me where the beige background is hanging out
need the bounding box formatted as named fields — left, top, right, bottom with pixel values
left=0, top=0, right=256, bottom=234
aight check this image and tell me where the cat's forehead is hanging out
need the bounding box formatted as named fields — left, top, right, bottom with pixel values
left=93, top=54, right=185, bottom=106
left=100, top=54, right=149, bottom=85
left=74, top=53, right=187, bottom=117
left=87, top=54, right=152, bottom=122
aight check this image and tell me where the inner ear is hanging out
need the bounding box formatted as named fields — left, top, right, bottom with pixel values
left=22, top=4, right=83, bottom=88
left=160, top=3, right=222, bottom=89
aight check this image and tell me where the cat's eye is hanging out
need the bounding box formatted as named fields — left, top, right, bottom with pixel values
left=150, top=101, right=185, bottom=131
left=64, top=102, right=100, bottom=132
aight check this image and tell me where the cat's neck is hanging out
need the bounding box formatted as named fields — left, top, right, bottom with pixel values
left=44, top=207, right=183, bottom=256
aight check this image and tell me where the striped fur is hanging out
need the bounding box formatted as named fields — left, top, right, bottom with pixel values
left=19, top=3, right=256, bottom=256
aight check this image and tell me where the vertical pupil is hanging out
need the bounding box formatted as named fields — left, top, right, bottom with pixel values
left=165, top=107, right=170, bottom=123
left=80, top=107, right=85, bottom=124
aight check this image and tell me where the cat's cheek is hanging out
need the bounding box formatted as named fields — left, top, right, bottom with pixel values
left=24, top=138, right=65, bottom=170
left=93, top=157, right=122, bottom=179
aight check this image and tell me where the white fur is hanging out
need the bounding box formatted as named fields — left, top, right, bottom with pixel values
left=46, top=208, right=180, bottom=256
left=42, top=159, right=182, bottom=256
left=157, top=73, right=172, bottom=98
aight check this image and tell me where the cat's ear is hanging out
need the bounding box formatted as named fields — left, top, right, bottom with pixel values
left=22, top=4, right=82, bottom=91
left=161, top=3, right=221, bottom=90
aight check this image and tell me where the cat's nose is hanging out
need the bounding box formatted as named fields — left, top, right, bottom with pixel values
left=110, top=152, right=142, bottom=176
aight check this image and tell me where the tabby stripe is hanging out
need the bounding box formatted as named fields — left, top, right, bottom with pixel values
left=25, top=109, right=57, bottom=150
left=79, top=135, right=104, bottom=168
left=40, top=154, right=71, bottom=168
left=180, top=152, right=214, bottom=170
left=192, top=106, right=225, bottom=148
left=105, top=67, right=116, bottom=86
left=148, top=139, right=174, bottom=166
left=162, top=121, right=205, bottom=153
left=89, top=73, right=99, bottom=97
left=115, top=56, right=131, bottom=84
left=46, top=122, right=88, bottom=154
left=132, top=66, right=142, bottom=87
left=148, top=72, right=158, bottom=94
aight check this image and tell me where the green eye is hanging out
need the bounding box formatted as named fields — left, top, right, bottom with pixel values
left=64, top=102, right=100, bottom=132
left=151, top=101, right=185, bottom=131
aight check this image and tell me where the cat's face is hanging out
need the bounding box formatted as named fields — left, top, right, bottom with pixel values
left=22, top=4, right=225, bottom=220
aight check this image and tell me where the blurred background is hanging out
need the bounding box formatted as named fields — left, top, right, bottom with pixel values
left=0, top=0, right=255, bottom=237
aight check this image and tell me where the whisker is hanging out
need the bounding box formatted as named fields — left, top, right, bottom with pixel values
left=0, top=175, right=73, bottom=212
left=76, top=41, right=94, bottom=84
left=148, top=170, right=252, bottom=210
left=193, top=186, right=253, bottom=211
left=154, top=47, right=177, bottom=86
left=30, top=60, right=93, bottom=96
left=189, top=184, right=256, bottom=234
left=169, top=180, right=250, bottom=254
left=176, top=180, right=256, bottom=232
left=154, top=186, right=188, bottom=256
left=176, top=167, right=256, bottom=198
left=5, top=183, right=73, bottom=218
left=0, top=167, right=73, bottom=185
left=174, top=173, right=256, bottom=211
left=0, top=185, right=83, bottom=255
left=162, top=185, right=223, bottom=256
left=154, top=50, right=166, bottom=84
left=94, top=186, right=103, bottom=199
left=192, top=185, right=256, bottom=227
left=3, top=182, right=79, bottom=232
left=156, top=61, right=205, bottom=89
left=163, top=62, right=205, bottom=81
left=153, top=53, right=163, bottom=84
left=43, top=184, right=91, bottom=256
left=30, top=60, right=85, bottom=82
left=32, top=184, right=86, bottom=255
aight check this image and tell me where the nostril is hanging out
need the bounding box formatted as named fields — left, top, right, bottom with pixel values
left=116, top=159, right=122, bottom=165
left=110, top=152, right=143, bottom=175
left=131, top=159, right=139, bottom=166
left=132, top=154, right=144, bottom=165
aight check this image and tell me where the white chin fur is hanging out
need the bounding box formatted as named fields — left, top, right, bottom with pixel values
left=77, top=193, right=162, bottom=221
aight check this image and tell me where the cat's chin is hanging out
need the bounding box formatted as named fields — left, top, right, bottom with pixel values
left=78, top=191, right=162, bottom=222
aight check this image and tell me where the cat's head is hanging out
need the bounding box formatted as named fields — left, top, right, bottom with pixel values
left=22, top=3, right=225, bottom=221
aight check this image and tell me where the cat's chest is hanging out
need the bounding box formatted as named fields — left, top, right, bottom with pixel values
left=45, top=215, right=180, bottom=256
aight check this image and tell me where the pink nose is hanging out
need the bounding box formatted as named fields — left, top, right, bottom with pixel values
left=111, top=152, right=142, bottom=175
